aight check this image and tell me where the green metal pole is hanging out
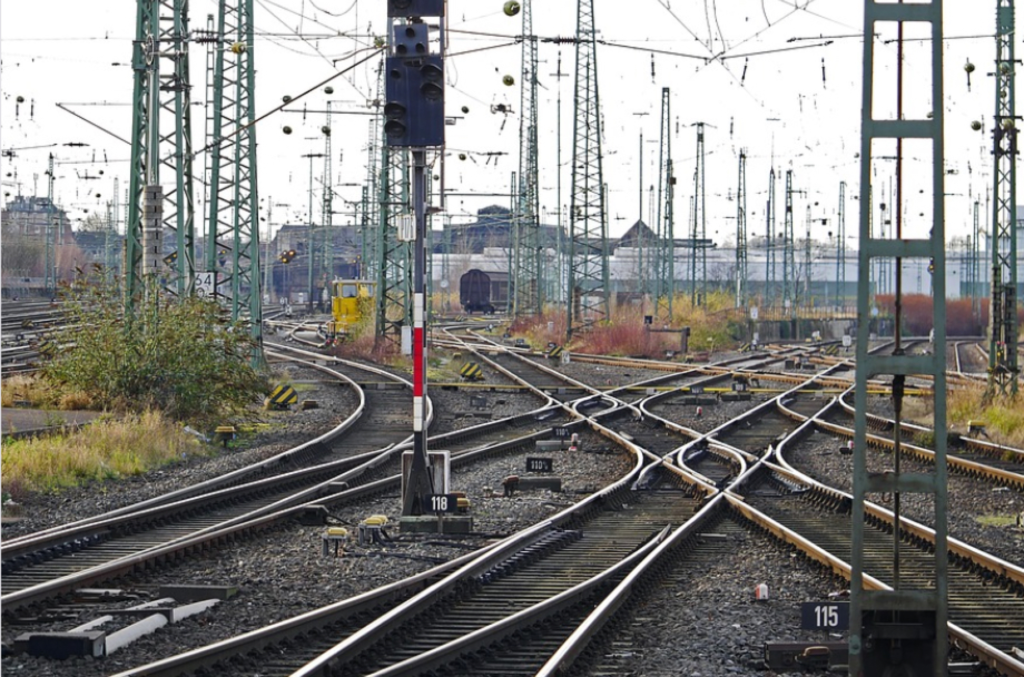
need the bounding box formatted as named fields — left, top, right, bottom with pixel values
left=989, top=0, right=1020, bottom=396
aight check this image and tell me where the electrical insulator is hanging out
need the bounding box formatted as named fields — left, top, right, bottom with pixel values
left=503, top=75, right=515, bottom=86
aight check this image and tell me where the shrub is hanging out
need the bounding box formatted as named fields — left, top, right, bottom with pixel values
left=43, top=273, right=267, bottom=423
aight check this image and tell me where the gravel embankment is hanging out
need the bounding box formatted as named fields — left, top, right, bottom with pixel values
left=605, top=517, right=846, bottom=677
left=428, top=387, right=550, bottom=435
left=649, top=396, right=770, bottom=435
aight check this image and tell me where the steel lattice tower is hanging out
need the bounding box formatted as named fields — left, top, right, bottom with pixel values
left=322, top=102, right=334, bottom=297
left=736, top=149, right=748, bottom=307
left=972, top=199, right=981, bottom=323
left=803, top=204, right=813, bottom=308
left=567, top=0, right=610, bottom=336
left=204, top=0, right=262, bottom=357
left=654, top=88, right=674, bottom=320
left=836, top=181, right=846, bottom=307
left=127, top=0, right=197, bottom=303
left=513, top=0, right=541, bottom=318
left=45, top=154, right=56, bottom=293
left=782, top=169, right=796, bottom=316
left=989, top=0, right=1020, bottom=396
left=375, top=140, right=412, bottom=342
left=361, top=81, right=382, bottom=281
left=690, top=123, right=707, bottom=306
left=105, top=177, right=121, bottom=281
left=853, top=3, right=948, bottom=672
left=302, top=151, right=325, bottom=311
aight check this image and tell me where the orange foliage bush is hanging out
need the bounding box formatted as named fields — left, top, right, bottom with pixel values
left=874, top=294, right=999, bottom=336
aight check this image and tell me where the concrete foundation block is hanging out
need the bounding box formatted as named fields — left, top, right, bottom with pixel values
left=15, top=631, right=106, bottom=659
left=399, top=515, right=474, bottom=534
left=516, top=476, right=562, bottom=492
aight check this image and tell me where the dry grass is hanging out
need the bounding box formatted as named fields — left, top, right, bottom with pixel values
left=2, top=375, right=52, bottom=408
left=1, top=410, right=210, bottom=500
left=507, top=296, right=739, bottom=359
left=941, top=384, right=1024, bottom=448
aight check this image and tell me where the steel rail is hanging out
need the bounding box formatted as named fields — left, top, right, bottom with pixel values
left=751, top=459, right=1024, bottom=676
left=835, top=387, right=1024, bottom=466
left=0, top=350, right=390, bottom=547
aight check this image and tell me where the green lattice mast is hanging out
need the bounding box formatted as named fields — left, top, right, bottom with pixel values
left=204, top=0, right=262, bottom=360
left=782, top=169, right=796, bottom=317
left=736, top=149, right=748, bottom=307
left=690, top=123, right=707, bottom=307
left=127, top=0, right=196, bottom=304
left=655, top=87, right=674, bottom=320
left=567, top=0, right=610, bottom=337
left=513, top=0, right=541, bottom=318
left=989, top=0, right=1020, bottom=396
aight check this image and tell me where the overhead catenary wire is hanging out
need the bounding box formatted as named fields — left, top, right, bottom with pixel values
left=195, top=46, right=383, bottom=157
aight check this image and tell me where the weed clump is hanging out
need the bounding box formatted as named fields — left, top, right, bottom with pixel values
left=2, top=411, right=209, bottom=500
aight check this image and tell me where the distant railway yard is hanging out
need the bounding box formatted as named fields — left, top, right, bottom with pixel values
left=1, top=302, right=1022, bottom=677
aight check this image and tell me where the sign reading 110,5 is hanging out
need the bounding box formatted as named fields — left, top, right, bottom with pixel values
left=800, top=602, right=850, bottom=630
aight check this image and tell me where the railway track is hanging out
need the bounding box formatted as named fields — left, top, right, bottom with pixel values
left=0, top=345, right=582, bottom=631
left=813, top=390, right=1024, bottom=489
left=8, top=334, right=1024, bottom=675
left=1, top=355, right=412, bottom=613
left=301, top=471, right=700, bottom=677
left=737, top=463, right=1024, bottom=676
left=528, top=376, right=1024, bottom=677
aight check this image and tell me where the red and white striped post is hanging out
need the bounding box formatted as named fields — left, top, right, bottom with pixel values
left=402, top=148, right=436, bottom=516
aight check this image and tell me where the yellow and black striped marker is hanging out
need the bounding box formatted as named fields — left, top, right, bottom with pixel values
left=460, top=363, right=483, bottom=380
left=268, top=384, right=298, bottom=408
left=739, top=342, right=751, bottom=352
left=548, top=345, right=564, bottom=359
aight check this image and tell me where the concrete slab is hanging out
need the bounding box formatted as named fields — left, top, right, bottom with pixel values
left=399, top=515, right=474, bottom=534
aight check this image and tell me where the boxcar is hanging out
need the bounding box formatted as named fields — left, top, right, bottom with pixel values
left=459, top=269, right=509, bottom=314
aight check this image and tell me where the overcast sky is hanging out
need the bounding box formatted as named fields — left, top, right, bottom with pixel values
left=0, top=1, right=1008, bottom=245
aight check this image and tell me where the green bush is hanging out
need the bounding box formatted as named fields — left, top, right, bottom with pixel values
left=43, top=274, right=267, bottom=423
